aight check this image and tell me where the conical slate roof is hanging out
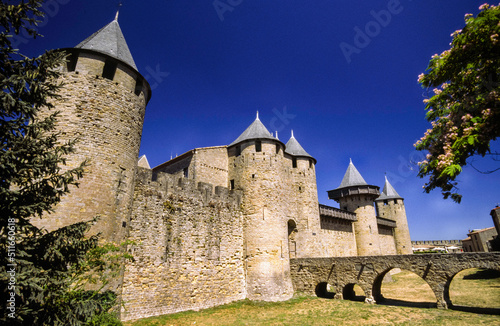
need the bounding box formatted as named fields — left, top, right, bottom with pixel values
left=75, top=17, right=137, bottom=70
left=285, top=130, right=314, bottom=159
left=376, top=176, right=403, bottom=200
left=229, top=112, right=277, bottom=146
left=337, top=159, right=368, bottom=188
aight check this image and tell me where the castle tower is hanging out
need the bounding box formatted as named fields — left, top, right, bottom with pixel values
left=227, top=112, right=294, bottom=301
left=33, top=15, right=151, bottom=244
left=375, top=177, right=412, bottom=254
left=328, top=160, right=381, bottom=256
left=284, top=131, right=320, bottom=253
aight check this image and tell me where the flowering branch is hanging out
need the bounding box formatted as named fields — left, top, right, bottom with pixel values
left=415, top=3, right=500, bottom=203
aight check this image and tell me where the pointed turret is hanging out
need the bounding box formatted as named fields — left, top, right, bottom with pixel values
left=328, top=160, right=379, bottom=200
left=376, top=176, right=403, bottom=201
left=285, top=130, right=316, bottom=163
left=38, top=11, right=152, bottom=245
left=76, top=15, right=137, bottom=70
left=328, top=160, right=381, bottom=256
left=227, top=111, right=293, bottom=301
left=375, top=176, right=412, bottom=255
left=229, top=112, right=279, bottom=146
left=60, top=14, right=151, bottom=103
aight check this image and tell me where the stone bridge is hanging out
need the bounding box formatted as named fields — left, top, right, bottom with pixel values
left=290, top=252, right=500, bottom=309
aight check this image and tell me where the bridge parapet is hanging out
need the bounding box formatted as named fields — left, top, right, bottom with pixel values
left=290, top=252, right=500, bottom=309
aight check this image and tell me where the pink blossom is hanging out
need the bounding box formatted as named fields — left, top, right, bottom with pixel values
left=479, top=3, right=489, bottom=10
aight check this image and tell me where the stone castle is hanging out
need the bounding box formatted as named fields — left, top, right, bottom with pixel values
left=36, top=17, right=412, bottom=321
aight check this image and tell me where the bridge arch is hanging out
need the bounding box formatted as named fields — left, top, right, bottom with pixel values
left=315, top=282, right=335, bottom=299
left=373, top=268, right=437, bottom=307
left=445, top=266, right=500, bottom=309
left=342, top=283, right=367, bottom=302
left=290, top=253, right=500, bottom=310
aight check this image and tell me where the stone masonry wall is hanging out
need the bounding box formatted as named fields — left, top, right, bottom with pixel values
left=288, top=156, right=358, bottom=258
left=376, top=199, right=412, bottom=254
left=377, top=229, right=397, bottom=255
left=121, top=168, right=246, bottom=321
left=193, top=146, right=229, bottom=188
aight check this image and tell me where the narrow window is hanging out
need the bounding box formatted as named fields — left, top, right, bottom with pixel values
left=276, top=144, right=280, bottom=154
left=66, top=53, right=78, bottom=72
left=235, top=145, right=241, bottom=157
left=183, top=167, right=188, bottom=178
left=134, top=77, right=143, bottom=96
left=102, top=59, right=117, bottom=80
left=384, top=200, right=388, bottom=206
left=292, top=157, right=297, bottom=168
left=230, top=179, right=235, bottom=190
left=393, top=199, right=398, bottom=204
left=309, top=159, right=313, bottom=168
left=255, top=140, right=262, bottom=152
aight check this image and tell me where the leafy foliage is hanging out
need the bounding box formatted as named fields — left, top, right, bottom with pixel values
left=0, top=1, right=124, bottom=325
left=415, top=3, right=500, bottom=203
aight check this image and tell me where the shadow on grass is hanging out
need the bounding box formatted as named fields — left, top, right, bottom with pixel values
left=450, top=305, right=500, bottom=315
left=463, top=269, right=500, bottom=280
left=377, top=299, right=500, bottom=315
left=377, top=298, right=437, bottom=309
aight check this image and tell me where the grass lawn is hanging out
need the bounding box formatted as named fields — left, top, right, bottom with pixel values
left=124, top=268, right=500, bottom=326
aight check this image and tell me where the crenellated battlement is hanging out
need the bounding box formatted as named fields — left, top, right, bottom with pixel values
left=135, top=167, right=241, bottom=208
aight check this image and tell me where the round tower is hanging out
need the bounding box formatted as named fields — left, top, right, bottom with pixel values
left=227, top=112, right=293, bottom=301
left=328, top=160, right=381, bottom=256
left=34, top=15, right=151, bottom=244
left=284, top=131, right=320, bottom=254
left=375, top=177, right=412, bottom=254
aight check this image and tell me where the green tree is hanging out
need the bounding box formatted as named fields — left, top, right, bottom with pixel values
left=415, top=3, right=500, bottom=203
left=0, top=1, right=122, bottom=325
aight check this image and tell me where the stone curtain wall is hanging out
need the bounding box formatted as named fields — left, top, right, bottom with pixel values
left=121, top=168, right=246, bottom=321
left=377, top=227, right=397, bottom=255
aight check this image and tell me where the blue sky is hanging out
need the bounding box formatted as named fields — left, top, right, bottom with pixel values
left=24, top=0, right=499, bottom=241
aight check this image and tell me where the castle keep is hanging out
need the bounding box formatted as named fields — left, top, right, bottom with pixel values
left=39, top=17, right=412, bottom=321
